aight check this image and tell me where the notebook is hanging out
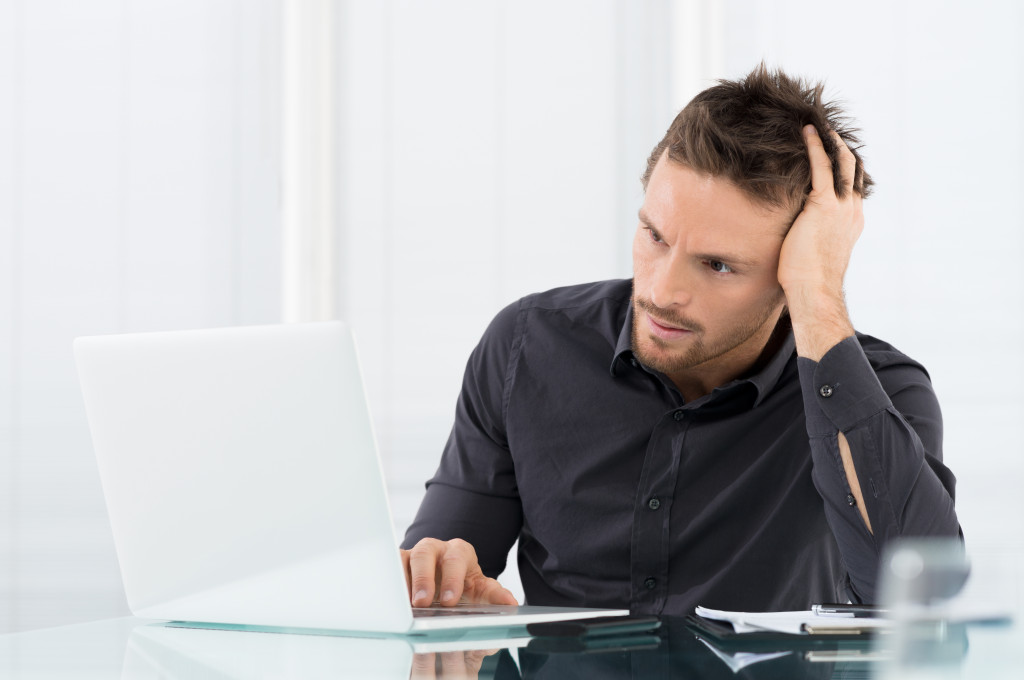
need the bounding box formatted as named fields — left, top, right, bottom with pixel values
left=74, top=321, right=627, bottom=634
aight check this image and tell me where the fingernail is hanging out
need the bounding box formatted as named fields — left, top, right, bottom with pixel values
left=442, top=590, right=454, bottom=603
left=414, top=590, right=427, bottom=603
left=803, top=124, right=816, bottom=137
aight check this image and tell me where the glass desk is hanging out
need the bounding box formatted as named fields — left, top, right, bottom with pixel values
left=2, top=614, right=1021, bottom=679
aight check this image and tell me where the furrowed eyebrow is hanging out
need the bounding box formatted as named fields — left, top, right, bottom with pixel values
left=637, top=210, right=758, bottom=268
left=693, top=252, right=757, bottom=268
left=638, top=210, right=657, bottom=232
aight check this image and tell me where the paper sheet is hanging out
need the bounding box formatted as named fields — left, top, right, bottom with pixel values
left=694, top=606, right=890, bottom=635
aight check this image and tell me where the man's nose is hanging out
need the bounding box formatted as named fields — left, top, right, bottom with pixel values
left=649, top=261, right=692, bottom=309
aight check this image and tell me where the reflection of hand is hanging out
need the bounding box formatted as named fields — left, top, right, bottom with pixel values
left=401, top=538, right=518, bottom=607
left=778, top=124, right=862, bottom=361
left=409, top=649, right=501, bottom=679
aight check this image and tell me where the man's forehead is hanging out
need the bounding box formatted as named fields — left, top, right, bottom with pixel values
left=652, top=151, right=800, bottom=228
left=643, top=156, right=793, bottom=241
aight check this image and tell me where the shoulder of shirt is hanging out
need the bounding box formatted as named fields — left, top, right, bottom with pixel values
left=516, top=278, right=632, bottom=313
left=478, top=279, right=632, bottom=347
left=854, top=331, right=931, bottom=379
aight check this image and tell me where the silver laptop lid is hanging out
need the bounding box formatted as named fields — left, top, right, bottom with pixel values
left=75, top=322, right=414, bottom=632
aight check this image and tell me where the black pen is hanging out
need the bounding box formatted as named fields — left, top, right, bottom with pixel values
left=812, top=603, right=888, bottom=618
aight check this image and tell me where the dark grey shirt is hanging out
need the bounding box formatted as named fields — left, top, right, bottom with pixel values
left=403, top=279, right=960, bottom=613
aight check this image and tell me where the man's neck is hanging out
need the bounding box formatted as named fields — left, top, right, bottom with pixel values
left=668, top=312, right=791, bottom=403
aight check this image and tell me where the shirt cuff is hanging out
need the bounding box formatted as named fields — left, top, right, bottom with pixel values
left=797, top=335, right=894, bottom=436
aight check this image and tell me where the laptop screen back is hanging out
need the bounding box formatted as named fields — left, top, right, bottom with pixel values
left=75, top=322, right=414, bottom=632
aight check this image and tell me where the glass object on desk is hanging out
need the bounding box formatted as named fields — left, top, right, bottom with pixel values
left=876, top=537, right=970, bottom=679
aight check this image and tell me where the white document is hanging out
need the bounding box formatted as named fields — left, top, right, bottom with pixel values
left=695, top=606, right=890, bottom=635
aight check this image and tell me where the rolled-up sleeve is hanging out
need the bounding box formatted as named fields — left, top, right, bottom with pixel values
left=798, top=335, right=960, bottom=603
left=401, top=300, right=525, bottom=578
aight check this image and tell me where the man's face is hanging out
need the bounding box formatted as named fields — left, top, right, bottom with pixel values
left=631, top=153, right=792, bottom=381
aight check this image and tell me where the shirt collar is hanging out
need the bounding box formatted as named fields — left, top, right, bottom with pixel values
left=610, top=300, right=796, bottom=407
left=610, top=302, right=637, bottom=377
left=743, top=322, right=796, bottom=407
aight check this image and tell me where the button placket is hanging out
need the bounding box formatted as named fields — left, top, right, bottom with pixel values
left=632, top=410, right=687, bottom=610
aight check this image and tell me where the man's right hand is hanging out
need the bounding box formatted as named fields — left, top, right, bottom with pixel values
left=401, top=537, right=519, bottom=607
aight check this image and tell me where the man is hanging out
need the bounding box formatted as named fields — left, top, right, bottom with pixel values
left=400, top=65, right=960, bottom=615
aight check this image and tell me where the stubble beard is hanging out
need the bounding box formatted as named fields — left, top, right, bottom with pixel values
left=630, top=293, right=784, bottom=377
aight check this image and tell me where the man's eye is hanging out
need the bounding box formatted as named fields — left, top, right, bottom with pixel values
left=708, top=260, right=733, bottom=274
left=645, top=227, right=664, bottom=244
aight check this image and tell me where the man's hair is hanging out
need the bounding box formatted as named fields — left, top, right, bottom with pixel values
left=642, top=64, right=874, bottom=212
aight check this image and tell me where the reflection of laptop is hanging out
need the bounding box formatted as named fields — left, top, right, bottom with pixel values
left=125, top=623, right=528, bottom=679
left=74, top=322, right=627, bottom=634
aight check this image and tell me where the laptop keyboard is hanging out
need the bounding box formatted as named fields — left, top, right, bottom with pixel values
left=412, top=607, right=510, bottom=617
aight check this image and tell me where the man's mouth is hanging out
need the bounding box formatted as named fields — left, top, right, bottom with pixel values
left=646, top=313, right=693, bottom=340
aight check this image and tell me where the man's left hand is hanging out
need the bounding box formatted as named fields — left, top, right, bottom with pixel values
left=779, top=124, right=874, bottom=533
left=778, top=124, right=863, bottom=360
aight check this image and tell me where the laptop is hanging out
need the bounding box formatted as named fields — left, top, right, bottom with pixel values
left=74, top=321, right=627, bottom=634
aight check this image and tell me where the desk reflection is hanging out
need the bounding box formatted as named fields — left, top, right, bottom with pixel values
left=120, top=617, right=971, bottom=680
left=409, top=650, right=503, bottom=679
left=125, top=625, right=414, bottom=678
left=124, top=624, right=523, bottom=680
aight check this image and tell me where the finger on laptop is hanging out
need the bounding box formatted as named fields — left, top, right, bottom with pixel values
left=436, top=539, right=520, bottom=606
left=436, top=539, right=474, bottom=606
left=407, top=538, right=446, bottom=606
left=406, top=537, right=518, bottom=607
left=462, top=571, right=518, bottom=606
left=401, top=549, right=411, bottom=591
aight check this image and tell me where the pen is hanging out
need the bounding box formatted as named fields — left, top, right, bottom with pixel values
left=812, top=603, right=888, bottom=618
left=802, top=624, right=877, bottom=635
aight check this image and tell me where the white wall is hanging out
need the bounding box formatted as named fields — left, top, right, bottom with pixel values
left=0, top=0, right=281, bottom=633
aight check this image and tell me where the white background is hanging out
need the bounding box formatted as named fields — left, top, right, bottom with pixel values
left=2, top=0, right=1021, bottom=633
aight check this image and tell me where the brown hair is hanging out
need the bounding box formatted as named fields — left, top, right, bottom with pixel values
left=642, top=64, right=873, bottom=212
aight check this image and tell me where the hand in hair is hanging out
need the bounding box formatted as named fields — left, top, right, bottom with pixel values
left=779, top=125, right=874, bottom=533
left=777, top=124, right=863, bottom=363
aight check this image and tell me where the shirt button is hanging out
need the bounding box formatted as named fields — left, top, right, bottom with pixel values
left=846, top=494, right=857, bottom=507
left=819, top=384, right=834, bottom=398
left=644, top=577, right=657, bottom=590
left=630, top=358, right=639, bottom=368
left=673, top=410, right=685, bottom=421
left=648, top=497, right=661, bottom=511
